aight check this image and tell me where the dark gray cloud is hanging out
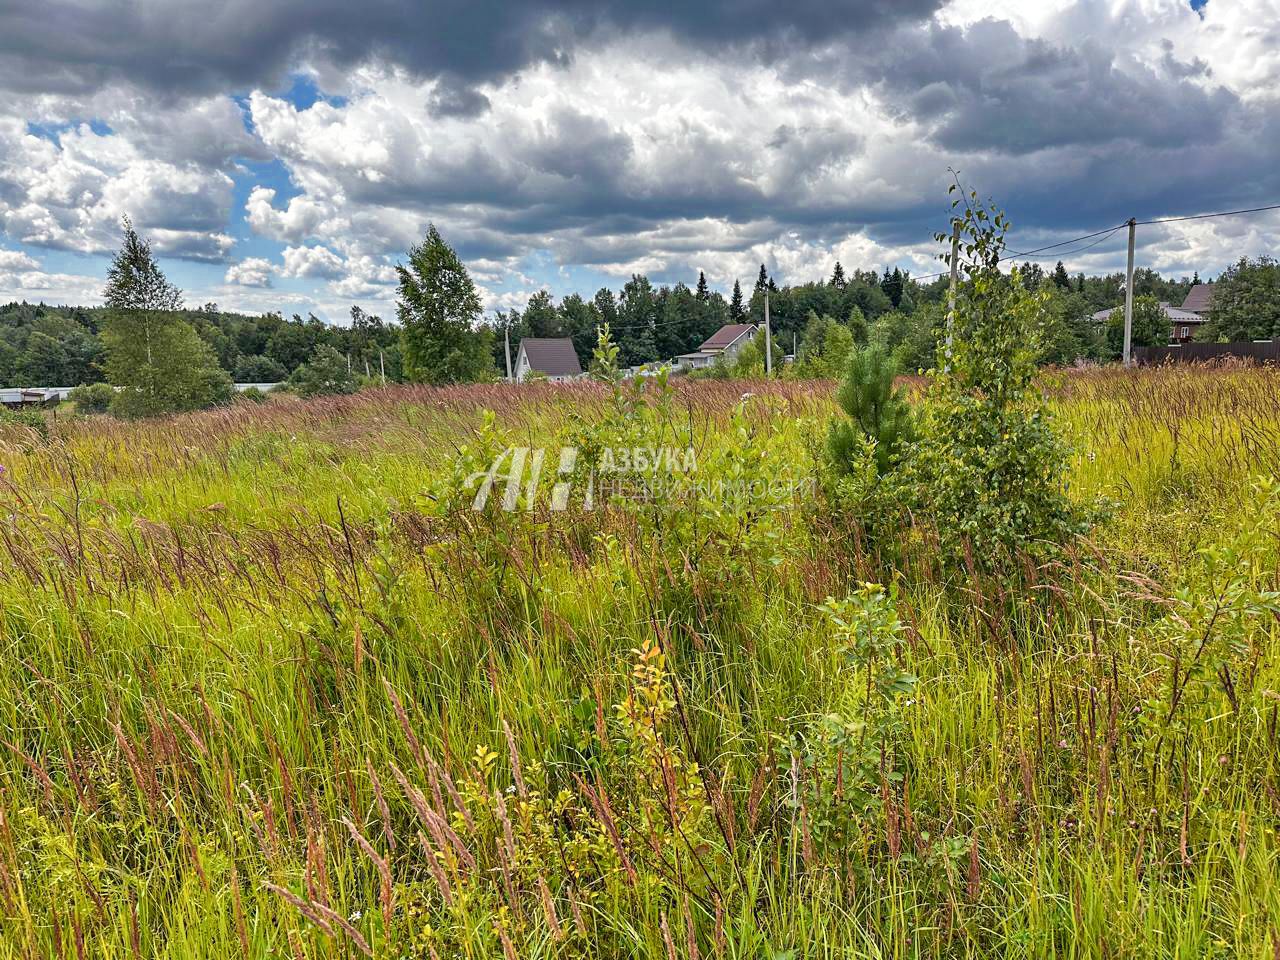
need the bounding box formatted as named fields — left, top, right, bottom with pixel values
left=873, top=20, right=1236, bottom=155
left=3, top=0, right=1278, bottom=304
left=427, top=75, right=493, bottom=118
left=0, top=0, right=945, bottom=98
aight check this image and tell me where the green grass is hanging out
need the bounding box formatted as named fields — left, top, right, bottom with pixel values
left=0, top=368, right=1278, bottom=959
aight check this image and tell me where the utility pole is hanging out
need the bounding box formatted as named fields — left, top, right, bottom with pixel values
left=946, top=220, right=960, bottom=371
left=1123, top=218, right=1136, bottom=367
left=379, top=350, right=386, bottom=384
left=504, top=327, right=513, bottom=382
left=764, top=292, right=773, bottom=377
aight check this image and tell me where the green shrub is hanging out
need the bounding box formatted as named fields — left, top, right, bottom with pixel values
left=1106, top=293, right=1170, bottom=355
left=912, top=191, right=1086, bottom=571
left=288, top=345, right=359, bottom=397
left=588, top=322, right=621, bottom=384
left=786, top=585, right=915, bottom=843
left=793, top=311, right=855, bottom=379
left=67, top=382, right=115, bottom=415
left=0, top=408, right=49, bottom=440
left=236, top=386, right=267, bottom=403
left=232, top=355, right=287, bottom=383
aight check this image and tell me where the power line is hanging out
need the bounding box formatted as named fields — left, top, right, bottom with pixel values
left=1004, top=222, right=1129, bottom=259
left=495, top=198, right=1280, bottom=320
left=1135, top=202, right=1280, bottom=226
left=909, top=197, right=1278, bottom=282
left=1008, top=224, right=1128, bottom=262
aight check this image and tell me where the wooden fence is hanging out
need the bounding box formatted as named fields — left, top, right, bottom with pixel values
left=1134, top=341, right=1280, bottom=365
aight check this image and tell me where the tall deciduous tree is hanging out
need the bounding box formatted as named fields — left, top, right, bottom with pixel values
left=103, top=217, right=183, bottom=314
left=559, top=293, right=603, bottom=366
left=617, top=274, right=658, bottom=366
left=101, top=218, right=231, bottom=418
left=521, top=290, right=562, bottom=338
left=397, top=224, right=495, bottom=384
left=592, top=288, right=619, bottom=325
left=1107, top=295, right=1171, bottom=355
left=1204, top=257, right=1280, bottom=342
left=654, top=282, right=697, bottom=358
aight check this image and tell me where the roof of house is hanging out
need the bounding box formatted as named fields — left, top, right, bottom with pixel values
left=0, top=386, right=72, bottom=403
left=700, top=323, right=758, bottom=352
left=518, top=338, right=583, bottom=377
left=1090, top=302, right=1207, bottom=324
left=1181, top=284, right=1215, bottom=314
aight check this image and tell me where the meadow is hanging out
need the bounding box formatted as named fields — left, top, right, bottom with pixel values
left=0, top=363, right=1278, bottom=959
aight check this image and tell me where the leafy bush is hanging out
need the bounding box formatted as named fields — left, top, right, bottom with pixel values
left=232, top=355, right=287, bottom=383
left=588, top=323, right=621, bottom=384
left=0, top=408, right=49, bottom=440
left=786, top=585, right=915, bottom=846
left=1106, top=294, right=1170, bottom=354
left=793, top=311, right=855, bottom=379
left=721, top=328, right=783, bottom=378
left=67, top=382, right=115, bottom=415
left=289, top=345, right=359, bottom=397
left=912, top=191, right=1086, bottom=571
left=868, top=304, right=939, bottom=372
left=236, top=386, right=268, bottom=403
left=1204, top=255, right=1280, bottom=342
left=104, top=318, right=234, bottom=419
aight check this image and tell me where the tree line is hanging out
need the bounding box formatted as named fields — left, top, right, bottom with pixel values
left=3, top=219, right=1277, bottom=416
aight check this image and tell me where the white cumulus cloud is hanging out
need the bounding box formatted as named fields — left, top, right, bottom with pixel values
left=281, top=244, right=346, bottom=279
left=225, top=257, right=274, bottom=287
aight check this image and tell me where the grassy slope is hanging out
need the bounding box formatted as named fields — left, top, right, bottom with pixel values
left=0, top=367, right=1278, bottom=959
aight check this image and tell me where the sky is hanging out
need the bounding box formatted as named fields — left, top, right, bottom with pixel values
left=0, top=0, right=1278, bottom=324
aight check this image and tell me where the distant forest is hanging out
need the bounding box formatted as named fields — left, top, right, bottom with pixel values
left=0, top=261, right=1205, bottom=388
left=0, top=302, right=403, bottom=388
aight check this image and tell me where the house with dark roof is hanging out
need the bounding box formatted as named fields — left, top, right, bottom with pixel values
left=675, top=323, right=761, bottom=370
left=1090, top=302, right=1209, bottom=344
left=1180, top=283, right=1215, bottom=316
left=514, top=337, right=583, bottom=382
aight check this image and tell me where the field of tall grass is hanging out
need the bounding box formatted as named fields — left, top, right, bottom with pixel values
left=1, top=363, right=1278, bottom=959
